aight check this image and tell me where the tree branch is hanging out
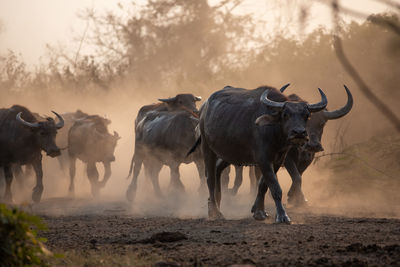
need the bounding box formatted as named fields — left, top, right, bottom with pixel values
left=332, top=0, right=400, bottom=132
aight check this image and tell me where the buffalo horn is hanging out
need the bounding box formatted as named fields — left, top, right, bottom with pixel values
left=16, top=112, right=40, bottom=128
left=279, top=83, right=291, bottom=93
left=260, top=89, right=284, bottom=109
left=323, top=85, right=353, bottom=120
left=52, top=111, right=64, bottom=129
left=306, top=88, right=328, bottom=112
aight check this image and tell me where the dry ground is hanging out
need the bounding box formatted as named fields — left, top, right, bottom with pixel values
left=31, top=198, right=400, bottom=266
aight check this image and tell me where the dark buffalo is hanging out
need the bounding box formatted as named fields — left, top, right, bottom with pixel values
left=0, top=105, right=64, bottom=203
left=126, top=94, right=203, bottom=202
left=67, top=115, right=120, bottom=197
left=223, top=86, right=353, bottom=206
left=199, top=84, right=328, bottom=223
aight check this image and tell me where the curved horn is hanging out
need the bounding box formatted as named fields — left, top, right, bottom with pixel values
left=194, top=96, right=202, bottom=101
left=16, top=112, right=40, bottom=128
left=279, top=83, right=291, bottom=93
left=260, top=89, right=284, bottom=110
left=158, top=96, right=177, bottom=103
left=307, top=88, right=328, bottom=113
left=323, top=85, right=353, bottom=120
left=52, top=111, right=64, bottom=129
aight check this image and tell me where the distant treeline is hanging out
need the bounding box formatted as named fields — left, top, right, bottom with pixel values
left=0, top=0, right=399, bottom=101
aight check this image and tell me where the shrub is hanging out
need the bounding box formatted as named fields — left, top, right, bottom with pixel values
left=0, top=204, right=51, bottom=266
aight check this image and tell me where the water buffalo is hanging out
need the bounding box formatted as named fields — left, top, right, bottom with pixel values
left=67, top=115, right=119, bottom=197
left=223, top=86, right=353, bottom=206
left=0, top=105, right=64, bottom=203
left=126, top=94, right=203, bottom=202
left=283, top=85, right=353, bottom=205
left=55, top=110, right=89, bottom=171
left=199, top=84, right=328, bottom=223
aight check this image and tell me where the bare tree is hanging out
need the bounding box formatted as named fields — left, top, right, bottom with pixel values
left=330, top=0, right=400, bottom=132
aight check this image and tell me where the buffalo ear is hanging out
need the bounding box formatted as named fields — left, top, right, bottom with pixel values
left=255, top=114, right=277, bottom=126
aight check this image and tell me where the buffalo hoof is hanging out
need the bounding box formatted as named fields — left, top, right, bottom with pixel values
left=91, top=185, right=100, bottom=198
left=208, top=203, right=224, bottom=220
left=68, top=186, right=75, bottom=198
left=275, top=213, right=291, bottom=224
left=126, top=188, right=136, bottom=203
left=32, top=185, right=43, bottom=203
left=68, top=190, right=75, bottom=198
left=98, top=179, right=108, bottom=189
left=208, top=209, right=225, bottom=220
left=288, top=195, right=308, bottom=207
left=253, top=210, right=269, bottom=221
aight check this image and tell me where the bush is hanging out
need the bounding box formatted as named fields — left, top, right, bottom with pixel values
left=0, top=204, right=51, bottom=266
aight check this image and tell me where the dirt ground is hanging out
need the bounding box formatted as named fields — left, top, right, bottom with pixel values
left=33, top=197, right=400, bottom=266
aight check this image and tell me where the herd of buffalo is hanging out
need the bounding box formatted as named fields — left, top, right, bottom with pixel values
left=0, top=83, right=353, bottom=223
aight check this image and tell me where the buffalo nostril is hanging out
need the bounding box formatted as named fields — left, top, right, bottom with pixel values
left=294, top=129, right=307, bottom=137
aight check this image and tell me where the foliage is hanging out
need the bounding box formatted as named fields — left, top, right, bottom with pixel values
left=0, top=204, right=51, bottom=266
left=318, top=134, right=400, bottom=203
left=81, top=0, right=256, bottom=92
left=0, top=1, right=398, bottom=104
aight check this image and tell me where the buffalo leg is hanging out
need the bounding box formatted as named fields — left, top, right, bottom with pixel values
left=202, top=140, right=224, bottom=219
left=249, top=166, right=257, bottom=195
left=252, top=163, right=290, bottom=223
left=285, top=158, right=307, bottom=206
left=126, top=149, right=144, bottom=202
left=249, top=166, right=262, bottom=196
left=215, top=160, right=230, bottom=208
left=68, top=156, right=77, bottom=196
left=229, top=165, right=243, bottom=196
left=3, top=165, right=13, bottom=203
left=194, top=160, right=207, bottom=194
left=13, top=164, right=25, bottom=190
left=32, top=156, right=44, bottom=203
left=87, top=162, right=100, bottom=197
left=99, top=161, right=111, bottom=188
left=145, top=161, right=163, bottom=198
left=220, top=165, right=230, bottom=194
left=169, top=164, right=185, bottom=192
left=57, top=152, right=69, bottom=173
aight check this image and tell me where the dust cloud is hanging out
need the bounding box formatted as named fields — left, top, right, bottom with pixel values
left=1, top=83, right=399, bottom=220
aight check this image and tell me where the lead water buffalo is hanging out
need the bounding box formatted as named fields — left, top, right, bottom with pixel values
left=67, top=115, right=120, bottom=197
left=126, top=94, right=203, bottom=202
left=223, top=85, right=353, bottom=205
left=199, top=84, right=328, bottom=223
left=0, top=105, right=64, bottom=203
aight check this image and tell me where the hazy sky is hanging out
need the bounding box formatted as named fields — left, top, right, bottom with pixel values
left=0, top=0, right=395, bottom=66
